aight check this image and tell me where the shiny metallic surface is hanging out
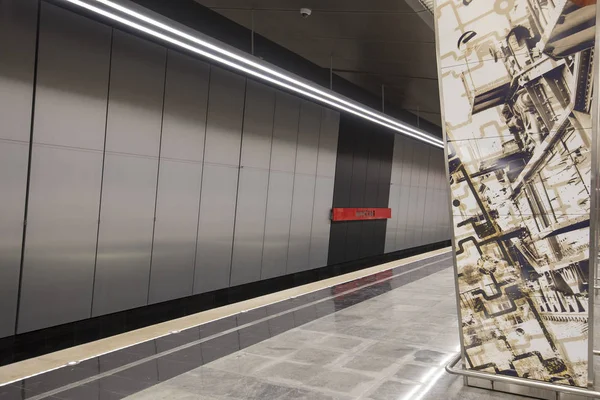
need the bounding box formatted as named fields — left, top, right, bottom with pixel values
left=104, top=30, right=166, bottom=158
left=93, top=154, right=159, bottom=316
left=316, top=108, right=340, bottom=178
left=149, top=160, right=203, bottom=304
left=287, top=174, right=317, bottom=274
left=230, top=168, right=270, bottom=286
left=270, top=91, right=300, bottom=173
left=261, top=171, right=295, bottom=280
left=158, top=51, right=209, bottom=163
left=0, top=0, right=37, bottom=338
left=19, top=146, right=103, bottom=332
left=17, top=4, right=110, bottom=333
left=203, top=67, right=246, bottom=166
left=194, top=164, right=239, bottom=293
left=294, top=101, right=321, bottom=176
left=239, top=80, right=275, bottom=170
left=309, top=176, right=334, bottom=269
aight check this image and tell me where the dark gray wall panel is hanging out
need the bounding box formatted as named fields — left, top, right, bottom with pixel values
left=316, top=109, right=340, bottom=177
left=261, top=171, right=294, bottom=279
left=396, top=184, right=411, bottom=250
left=230, top=168, right=269, bottom=286
left=295, top=101, right=321, bottom=175
left=270, top=91, right=300, bottom=173
left=105, top=30, right=166, bottom=157
left=309, top=176, right=334, bottom=269
left=0, top=142, right=29, bottom=337
left=194, top=164, right=238, bottom=293
left=287, top=174, right=316, bottom=274
left=0, top=0, right=37, bottom=338
left=240, top=80, right=275, bottom=169
left=149, top=160, right=202, bottom=304
left=160, top=51, right=209, bottom=162
left=204, top=67, right=246, bottom=166
left=93, top=154, right=159, bottom=316
left=19, top=146, right=103, bottom=332
left=0, top=0, right=37, bottom=142
left=34, top=3, right=111, bottom=150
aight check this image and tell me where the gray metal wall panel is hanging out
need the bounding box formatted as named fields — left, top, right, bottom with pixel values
left=0, top=0, right=37, bottom=338
left=240, top=80, right=275, bottom=169
left=194, top=164, right=238, bottom=293
left=390, top=135, right=403, bottom=185
left=34, top=4, right=111, bottom=150
left=385, top=183, right=400, bottom=252
left=270, top=91, right=300, bottom=173
left=230, top=168, right=269, bottom=286
left=105, top=30, right=165, bottom=157
left=0, top=0, right=37, bottom=142
left=295, top=101, right=321, bottom=175
left=0, top=142, right=29, bottom=337
left=309, top=176, right=334, bottom=269
left=204, top=67, right=246, bottom=166
left=316, top=108, right=340, bottom=177
left=93, top=154, right=158, bottom=316
left=287, top=174, right=316, bottom=274
left=261, top=171, right=294, bottom=279
left=396, top=185, right=416, bottom=250
left=149, top=160, right=202, bottom=304
left=400, top=139, right=414, bottom=186
left=160, top=51, right=209, bottom=162
left=19, top=146, right=103, bottom=332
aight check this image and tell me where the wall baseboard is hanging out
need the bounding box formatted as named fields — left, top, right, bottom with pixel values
left=0, top=240, right=450, bottom=367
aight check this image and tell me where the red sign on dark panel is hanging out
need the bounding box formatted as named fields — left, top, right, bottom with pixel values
left=331, top=208, right=392, bottom=221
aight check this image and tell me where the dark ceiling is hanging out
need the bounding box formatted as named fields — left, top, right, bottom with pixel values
left=194, top=0, right=440, bottom=127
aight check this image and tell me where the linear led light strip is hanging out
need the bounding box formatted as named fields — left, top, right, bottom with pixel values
left=61, top=0, right=444, bottom=148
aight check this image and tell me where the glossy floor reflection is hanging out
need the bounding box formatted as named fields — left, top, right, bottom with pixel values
left=122, top=267, right=516, bottom=400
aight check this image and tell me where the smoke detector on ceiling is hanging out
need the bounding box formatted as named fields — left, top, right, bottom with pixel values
left=300, top=8, right=312, bottom=18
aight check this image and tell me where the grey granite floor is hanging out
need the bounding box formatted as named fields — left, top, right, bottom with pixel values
left=124, top=267, right=556, bottom=400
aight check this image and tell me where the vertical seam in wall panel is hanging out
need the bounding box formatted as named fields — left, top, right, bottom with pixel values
left=228, top=78, right=249, bottom=286
left=14, top=0, right=42, bottom=334
left=307, top=108, right=323, bottom=270
left=258, top=90, right=277, bottom=279
left=343, top=125, right=358, bottom=262
left=284, top=101, right=302, bottom=275
left=419, top=149, right=433, bottom=246
left=400, top=143, right=414, bottom=250
left=90, top=28, right=114, bottom=316
left=146, top=49, right=169, bottom=304
left=191, top=65, right=212, bottom=295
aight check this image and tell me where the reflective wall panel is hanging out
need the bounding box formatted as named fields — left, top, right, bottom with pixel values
left=239, top=80, right=275, bottom=169
left=148, top=49, right=208, bottom=304
left=261, top=171, right=294, bottom=279
left=270, top=92, right=300, bottom=172
left=104, top=30, right=166, bottom=157
left=149, top=160, right=202, bottom=304
left=0, top=0, right=37, bottom=338
left=287, top=174, right=316, bottom=274
left=309, top=176, right=334, bottom=269
left=93, top=30, right=165, bottom=316
left=18, top=3, right=110, bottom=332
left=94, top=154, right=159, bottom=316
left=159, top=51, right=209, bottom=163
left=316, top=109, right=340, bottom=178
left=231, top=168, right=269, bottom=286
left=20, top=147, right=103, bottom=332
left=194, top=164, right=239, bottom=293
left=204, top=67, right=246, bottom=166
left=295, top=101, right=321, bottom=175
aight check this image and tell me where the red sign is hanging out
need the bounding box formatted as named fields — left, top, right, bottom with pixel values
left=331, top=208, right=392, bottom=221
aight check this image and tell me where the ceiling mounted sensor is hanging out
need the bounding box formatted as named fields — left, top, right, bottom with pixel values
left=56, top=0, right=443, bottom=148
left=300, top=7, right=312, bottom=18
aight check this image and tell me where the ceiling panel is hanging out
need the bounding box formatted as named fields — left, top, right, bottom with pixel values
left=195, top=0, right=440, bottom=126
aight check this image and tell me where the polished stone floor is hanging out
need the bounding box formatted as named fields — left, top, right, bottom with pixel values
left=123, top=267, right=519, bottom=400
left=4, top=251, right=595, bottom=400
